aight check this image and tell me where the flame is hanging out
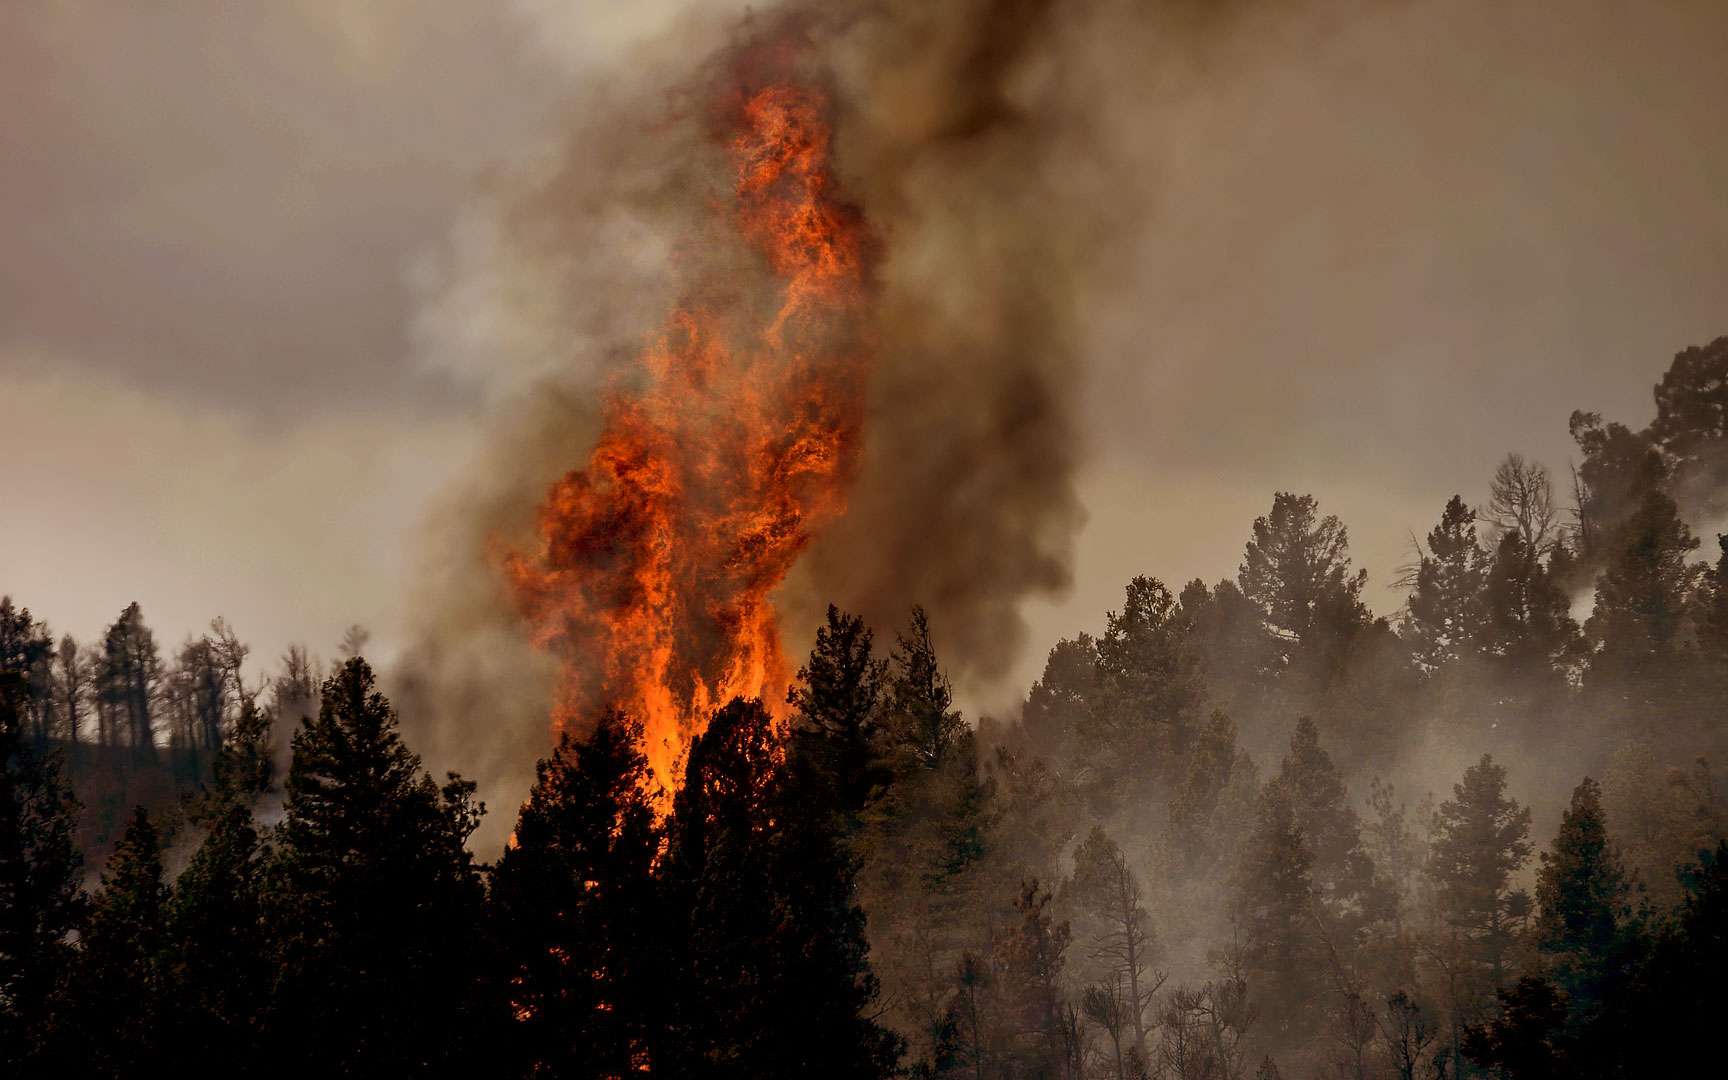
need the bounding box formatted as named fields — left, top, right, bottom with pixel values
left=504, top=76, right=872, bottom=800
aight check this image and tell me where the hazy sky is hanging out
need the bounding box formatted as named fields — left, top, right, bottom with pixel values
left=4, top=0, right=1726, bottom=714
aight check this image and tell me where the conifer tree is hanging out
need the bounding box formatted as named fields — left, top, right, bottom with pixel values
left=788, top=604, right=889, bottom=825
left=1476, top=532, right=1581, bottom=682
left=0, top=600, right=82, bottom=1072
left=1275, top=718, right=1384, bottom=926
left=1238, top=492, right=1370, bottom=673
left=167, top=798, right=267, bottom=1073
left=1088, top=577, right=1205, bottom=792
left=1585, top=489, right=1699, bottom=683
left=265, top=657, right=488, bottom=1076
left=163, top=694, right=274, bottom=1074
left=1167, top=710, right=1246, bottom=870
left=96, top=602, right=161, bottom=757
left=1427, top=755, right=1533, bottom=992
left=490, top=710, right=660, bottom=1078
left=71, top=807, right=168, bottom=1077
left=1534, top=778, right=1634, bottom=1014
left=997, top=880, right=1074, bottom=1077
left=1231, top=782, right=1319, bottom=1048
left=1405, top=496, right=1489, bottom=670
left=663, top=696, right=900, bottom=1078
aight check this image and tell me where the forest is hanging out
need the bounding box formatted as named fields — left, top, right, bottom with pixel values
left=6, top=336, right=1728, bottom=1079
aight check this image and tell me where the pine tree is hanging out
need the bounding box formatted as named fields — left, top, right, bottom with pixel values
left=1231, top=781, right=1319, bottom=1049
left=881, top=607, right=966, bottom=771
left=0, top=600, right=52, bottom=750
left=70, top=807, right=169, bottom=1077
left=788, top=604, right=889, bottom=826
left=1650, top=334, right=1728, bottom=520
left=1476, top=532, right=1581, bottom=683
left=859, top=611, right=992, bottom=1071
left=1405, top=496, right=1489, bottom=670
left=0, top=601, right=82, bottom=1073
left=96, top=602, right=162, bottom=756
left=53, top=636, right=89, bottom=758
left=1238, top=492, right=1370, bottom=674
left=1427, top=755, right=1533, bottom=994
left=997, top=880, right=1074, bottom=1077
left=1275, top=718, right=1384, bottom=927
left=1180, top=577, right=1280, bottom=728
left=1087, top=577, right=1204, bottom=793
left=490, top=710, right=660, bottom=1078
left=1628, top=840, right=1728, bottom=1073
left=1534, top=778, right=1634, bottom=1014
left=1585, top=489, right=1700, bottom=718
left=1568, top=411, right=1666, bottom=564
left=1022, top=634, right=1101, bottom=771
left=167, top=798, right=267, bottom=1073
left=663, top=697, right=900, bottom=1078
left=1167, top=710, right=1247, bottom=870
left=163, top=694, right=274, bottom=1075
left=265, top=657, right=488, bottom=1076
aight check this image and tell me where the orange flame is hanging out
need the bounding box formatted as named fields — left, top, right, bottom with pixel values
left=504, top=77, right=872, bottom=800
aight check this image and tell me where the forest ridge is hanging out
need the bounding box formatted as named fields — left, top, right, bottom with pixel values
left=5, top=336, right=1728, bottom=1076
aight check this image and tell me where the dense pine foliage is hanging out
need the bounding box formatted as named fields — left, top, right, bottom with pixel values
left=5, top=336, right=1728, bottom=1076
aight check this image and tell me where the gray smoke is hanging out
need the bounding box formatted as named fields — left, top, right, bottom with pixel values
left=396, top=0, right=1354, bottom=845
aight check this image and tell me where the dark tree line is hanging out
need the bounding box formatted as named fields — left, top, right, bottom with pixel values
left=5, top=335, right=1728, bottom=1077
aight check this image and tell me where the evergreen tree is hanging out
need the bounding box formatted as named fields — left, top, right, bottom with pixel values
left=1167, top=709, right=1249, bottom=871
left=1534, top=778, right=1633, bottom=1013
left=1405, top=496, right=1489, bottom=671
left=1022, top=633, right=1101, bottom=772
left=167, top=798, right=267, bottom=1073
left=265, top=657, right=488, bottom=1076
left=1180, top=577, right=1280, bottom=728
left=1461, top=976, right=1571, bottom=1080
left=1231, top=781, right=1319, bottom=1049
left=881, top=607, right=967, bottom=772
left=1627, top=839, right=1728, bottom=1073
left=788, top=604, right=889, bottom=825
left=663, top=696, right=900, bottom=1078
left=95, top=602, right=161, bottom=756
left=1477, top=531, right=1581, bottom=682
left=1568, top=411, right=1666, bottom=565
left=1649, top=334, right=1728, bottom=520
left=1426, top=755, right=1533, bottom=1041
left=163, top=694, right=275, bottom=1075
left=860, top=611, right=992, bottom=1071
left=1584, top=488, right=1700, bottom=712
left=1238, top=492, right=1370, bottom=673
left=0, top=601, right=82, bottom=1073
left=1275, top=718, right=1384, bottom=927
left=53, top=636, right=89, bottom=757
left=1087, top=577, right=1205, bottom=793
left=68, top=807, right=168, bottom=1077
left=490, top=710, right=660, bottom=1078
left=996, top=880, right=1075, bottom=1078
left=0, top=600, right=52, bottom=750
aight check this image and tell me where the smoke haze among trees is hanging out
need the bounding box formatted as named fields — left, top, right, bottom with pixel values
left=9, top=340, right=1728, bottom=1075
left=7, top=2, right=1728, bottom=1077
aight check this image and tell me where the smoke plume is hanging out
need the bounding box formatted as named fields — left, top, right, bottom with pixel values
left=397, top=0, right=1341, bottom=837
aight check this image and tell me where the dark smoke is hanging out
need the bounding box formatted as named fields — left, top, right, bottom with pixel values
left=397, top=0, right=1349, bottom=843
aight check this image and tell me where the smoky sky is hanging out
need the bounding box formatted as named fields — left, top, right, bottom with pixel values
left=4, top=0, right=1727, bottom=728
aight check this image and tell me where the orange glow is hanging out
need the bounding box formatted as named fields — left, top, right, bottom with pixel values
left=504, top=75, right=872, bottom=802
